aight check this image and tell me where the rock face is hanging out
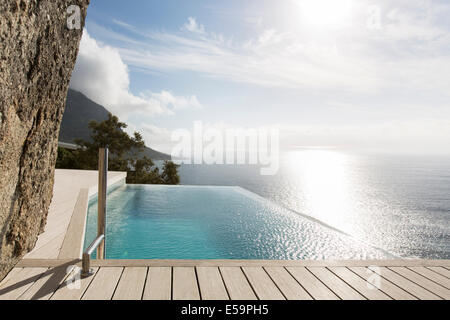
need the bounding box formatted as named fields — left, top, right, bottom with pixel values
left=0, top=0, right=89, bottom=280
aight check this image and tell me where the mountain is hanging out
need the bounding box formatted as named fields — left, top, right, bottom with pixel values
left=59, top=89, right=171, bottom=160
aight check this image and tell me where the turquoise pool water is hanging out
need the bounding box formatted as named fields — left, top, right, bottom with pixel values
left=84, top=185, right=392, bottom=260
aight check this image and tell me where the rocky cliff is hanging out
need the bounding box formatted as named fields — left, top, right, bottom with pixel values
left=0, top=0, right=90, bottom=280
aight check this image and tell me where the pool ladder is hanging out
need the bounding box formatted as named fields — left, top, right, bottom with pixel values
left=82, top=148, right=108, bottom=277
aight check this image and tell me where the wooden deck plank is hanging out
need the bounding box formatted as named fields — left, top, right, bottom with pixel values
left=409, top=267, right=450, bottom=290
left=242, top=267, right=285, bottom=300
left=18, top=266, right=70, bottom=300
left=286, top=267, right=339, bottom=300
left=82, top=267, right=123, bottom=300
left=368, top=267, right=440, bottom=300
left=6, top=261, right=449, bottom=300
left=197, top=267, right=229, bottom=300
left=143, top=267, right=172, bottom=300
left=113, top=267, right=147, bottom=300
left=390, top=267, right=450, bottom=300
left=51, top=267, right=99, bottom=300
left=308, top=267, right=365, bottom=300
left=427, top=267, right=450, bottom=279
left=0, top=268, right=47, bottom=300
left=264, top=267, right=312, bottom=300
left=329, top=267, right=391, bottom=300
left=173, top=267, right=200, bottom=300
left=219, top=267, right=257, bottom=300
left=350, top=267, right=417, bottom=300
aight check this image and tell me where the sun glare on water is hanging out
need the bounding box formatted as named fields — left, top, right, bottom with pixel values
left=286, top=149, right=357, bottom=233
left=296, top=0, right=354, bottom=28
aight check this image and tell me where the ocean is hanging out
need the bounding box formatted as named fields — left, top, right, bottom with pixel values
left=172, top=149, right=450, bottom=259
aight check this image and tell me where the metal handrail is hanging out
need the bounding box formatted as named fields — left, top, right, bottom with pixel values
left=81, top=234, right=105, bottom=277
left=81, top=147, right=108, bottom=277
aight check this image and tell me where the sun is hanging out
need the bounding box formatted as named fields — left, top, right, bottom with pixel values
left=296, top=0, right=353, bottom=29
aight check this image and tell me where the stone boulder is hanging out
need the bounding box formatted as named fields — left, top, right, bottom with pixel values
left=0, top=0, right=90, bottom=280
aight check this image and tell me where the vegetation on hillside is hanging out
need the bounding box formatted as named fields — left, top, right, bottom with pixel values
left=56, top=113, right=180, bottom=185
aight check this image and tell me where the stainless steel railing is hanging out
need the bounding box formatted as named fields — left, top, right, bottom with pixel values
left=81, top=234, right=105, bottom=276
left=81, top=147, right=108, bottom=277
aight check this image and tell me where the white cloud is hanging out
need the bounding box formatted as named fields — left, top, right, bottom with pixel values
left=246, top=16, right=264, bottom=29
left=112, top=19, right=135, bottom=30
left=69, top=31, right=203, bottom=119
left=126, top=122, right=174, bottom=154
left=89, top=3, right=450, bottom=99
left=183, top=17, right=205, bottom=34
left=146, top=91, right=203, bottom=111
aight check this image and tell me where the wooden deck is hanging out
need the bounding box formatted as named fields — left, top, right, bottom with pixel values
left=1, top=260, right=449, bottom=300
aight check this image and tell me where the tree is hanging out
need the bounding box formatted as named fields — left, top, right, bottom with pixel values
left=73, top=114, right=144, bottom=171
left=126, top=157, right=164, bottom=185
left=161, top=161, right=181, bottom=185
left=57, top=113, right=180, bottom=185
left=56, top=147, right=77, bottom=169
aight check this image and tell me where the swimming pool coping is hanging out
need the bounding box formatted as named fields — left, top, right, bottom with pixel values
left=16, top=258, right=450, bottom=268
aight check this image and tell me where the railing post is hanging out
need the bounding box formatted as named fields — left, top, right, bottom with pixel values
left=97, top=147, right=108, bottom=259
left=82, top=252, right=90, bottom=276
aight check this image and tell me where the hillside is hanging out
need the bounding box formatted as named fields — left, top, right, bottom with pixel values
left=59, top=89, right=171, bottom=160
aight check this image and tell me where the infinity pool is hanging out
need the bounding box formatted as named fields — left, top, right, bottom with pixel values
left=84, top=185, right=392, bottom=260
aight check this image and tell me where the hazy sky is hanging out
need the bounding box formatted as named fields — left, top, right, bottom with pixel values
left=69, top=0, right=450, bottom=154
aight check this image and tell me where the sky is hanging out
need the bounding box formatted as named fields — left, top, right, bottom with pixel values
left=69, top=0, right=450, bottom=155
